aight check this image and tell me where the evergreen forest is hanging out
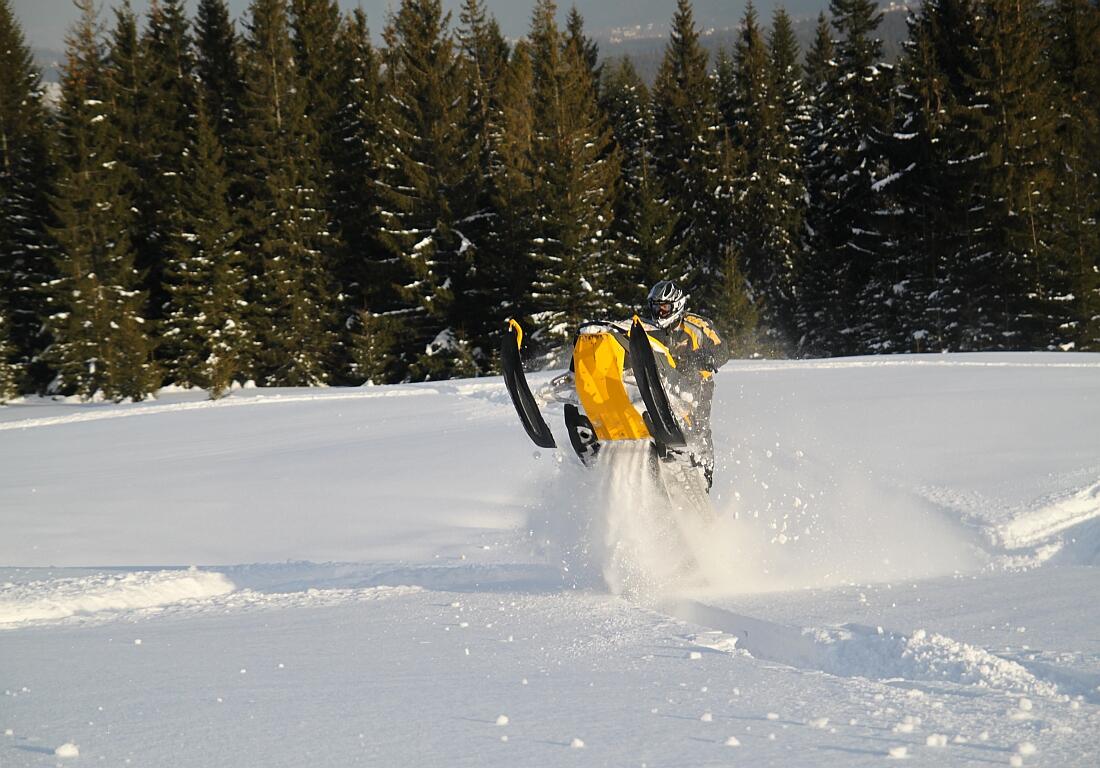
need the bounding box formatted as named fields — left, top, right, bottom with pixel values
left=1, top=0, right=1097, bottom=401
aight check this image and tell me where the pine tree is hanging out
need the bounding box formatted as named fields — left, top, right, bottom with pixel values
left=954, top=0, right=1063, bottom=349
left=0, top=0, right=56, bottom=391
left=724, top=2, right=794, bottom=345
left=565, top=6, right=601, bottom=85
left=1047, top=0, right=1100, bottom=349
left=139, top=0, right=195, bottom=321
left=456, top=0, right=513, bottom=363
left=766, top=7, right=809, bottom=340
left=194, top=0, right=247, bottom=239
left=602, top=57, right=685, bottom=311
left=482, top=40, right=538, bottom=338
left=238, top=0, right=336, bottom=385
left=804, top=12, right=835, bottom=95
left=527, top=0, right=619, bottom=345
left=801, top=0, right=895, bottom=355
left=195, top=0, right=244, bottom=145
left=161, top=98, right=246, bottom=396
left=375, top=0, right=480, bottom=381
left=885, top=0, right=978, bottom=352
left=652, top=0, right=721, bottom=305
left=0, top=309, right=16, bottom=402
left=47, top=0, right=159, bottom=401
left=332, top=8, right=387, bottom=382
left=290, top=0, right=343, bottom=148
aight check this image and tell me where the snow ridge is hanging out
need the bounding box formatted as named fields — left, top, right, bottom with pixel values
left=0, top=569, right=235, bottom=627
left=679, top=602, right=1060, bottom=697
left=996, top=481, right=1100, bottom=552
left=0, top=569, right=423, bottom=629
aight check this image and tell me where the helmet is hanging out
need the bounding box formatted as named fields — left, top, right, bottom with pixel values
left=646, top=280, right=688, bottom=330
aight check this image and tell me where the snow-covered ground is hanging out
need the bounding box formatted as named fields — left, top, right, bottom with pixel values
left=2, top=353, right=1099, bottom=766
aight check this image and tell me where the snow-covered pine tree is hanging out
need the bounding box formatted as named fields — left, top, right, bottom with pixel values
left=194, top=0, right=248, bottom=243
left=801, top=0, right=894, bottom=355
left=290, top=0, right=342, bottom=155
left=331, top=8, right=387, bottom=383
left=456, top=0, right=513, bottom=366
left=482, top=40, right=538, bottom=340
left=138, top=0, right=195, bottom=322
left=795, top=13, right=838, bottom=354
left=724, top=2, right=793, bottom=347
left=766, top=7, right=809, bottom=342
left=161, top=97, right=246, bottom=397
left=527, top=0, right=619, bottom=345
left=195, top=0, right=244, bottom=147
left=47, top=0, right=160, bottom=401
left=885, top=0, right=977, bottom=353
left=0, top=309, right=16, bottom=402
left=706, top=124, right=765, bottom=354
left=290, top=0, right=367, bottom=382
left=0, top=0, right=56, bottom=392
left=1046, top=0, right=1100, bottom=350
left=375, top=0, right=480, bottom=381
left=602, top=57, right=685, bottom=312
left=238, top=0, right=336, bottom=385
left=651, top=0, right=721, bottom=307
left=954, top=0, right=1063, bottom=349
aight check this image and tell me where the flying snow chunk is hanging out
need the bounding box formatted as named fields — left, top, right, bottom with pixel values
left=688, top=651, right=702, bottom=660
left=700, top=712, right=713, bottom=723
left=55, top=743, right=80, bottom=758
left=570, top=738, right=585, bottom=749
left=1016, top=742, right=1037, bottom=756
left=926, top=734, right=948, bottom=747
left=724, top=736, right=741, bottom=747
left=887, top=745, right=908, bottom=759
left=495, top=715, right=509, bottom=726
left=765, top=712, right=779, bottom=720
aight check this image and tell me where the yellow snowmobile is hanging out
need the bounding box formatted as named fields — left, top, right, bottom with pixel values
left=501, top=316, right=711, bottom=508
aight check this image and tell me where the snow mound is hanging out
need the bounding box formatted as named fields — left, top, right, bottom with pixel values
left=0, top=569, right=235, bottom=627
left=679, top=603, right=1060, bottom=697
left=54, top=742, right=79, bottom=758
left=816, top=626, right=1060, bottom=696
left=995, top=481, right=1100, bottom=556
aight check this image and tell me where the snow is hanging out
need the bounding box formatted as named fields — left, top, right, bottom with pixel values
left=2, top=353, right=1100, bottom=766
left=53, top=742, right=79, bottom=758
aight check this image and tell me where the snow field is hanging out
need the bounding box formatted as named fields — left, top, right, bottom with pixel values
left=2, top=353, right=1100, bottom=766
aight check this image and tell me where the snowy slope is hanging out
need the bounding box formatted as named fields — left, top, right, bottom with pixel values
left=2, top=353, right=1099, bottom=766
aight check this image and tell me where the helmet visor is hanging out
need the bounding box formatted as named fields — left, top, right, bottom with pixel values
left=650, top=300, right=675, bottom=319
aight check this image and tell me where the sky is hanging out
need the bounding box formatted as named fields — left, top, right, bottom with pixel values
left=15, top=0, right=827, bottom=55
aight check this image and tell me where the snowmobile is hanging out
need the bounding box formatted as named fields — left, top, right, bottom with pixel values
left=501, top=316, right=712, bottom=512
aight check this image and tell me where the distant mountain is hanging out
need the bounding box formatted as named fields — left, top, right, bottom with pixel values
left=599, top=3, right=915, bottom=84
left=23, top=0, right=913, bottom=82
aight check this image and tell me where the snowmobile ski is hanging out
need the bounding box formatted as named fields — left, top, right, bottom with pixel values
left=629, top=317, right=687, bottom=448
left=501, top=319, right=556, bottom=449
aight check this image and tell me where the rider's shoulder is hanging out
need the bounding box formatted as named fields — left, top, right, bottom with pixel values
left=682, top=312, right=712, bottom=326
left=682, top=313, right=717, bottom=331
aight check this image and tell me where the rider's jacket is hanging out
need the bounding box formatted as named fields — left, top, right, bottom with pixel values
left=654, top=313, right=729, bottom=383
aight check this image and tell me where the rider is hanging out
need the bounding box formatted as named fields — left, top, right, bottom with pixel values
left=642, top=280, right=729, bottom=487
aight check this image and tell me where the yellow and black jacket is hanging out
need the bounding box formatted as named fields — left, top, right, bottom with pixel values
left=658, top=313, right=729, bottom=383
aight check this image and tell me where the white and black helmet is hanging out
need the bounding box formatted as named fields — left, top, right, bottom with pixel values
left=647, top=280, right=688, bottom=330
